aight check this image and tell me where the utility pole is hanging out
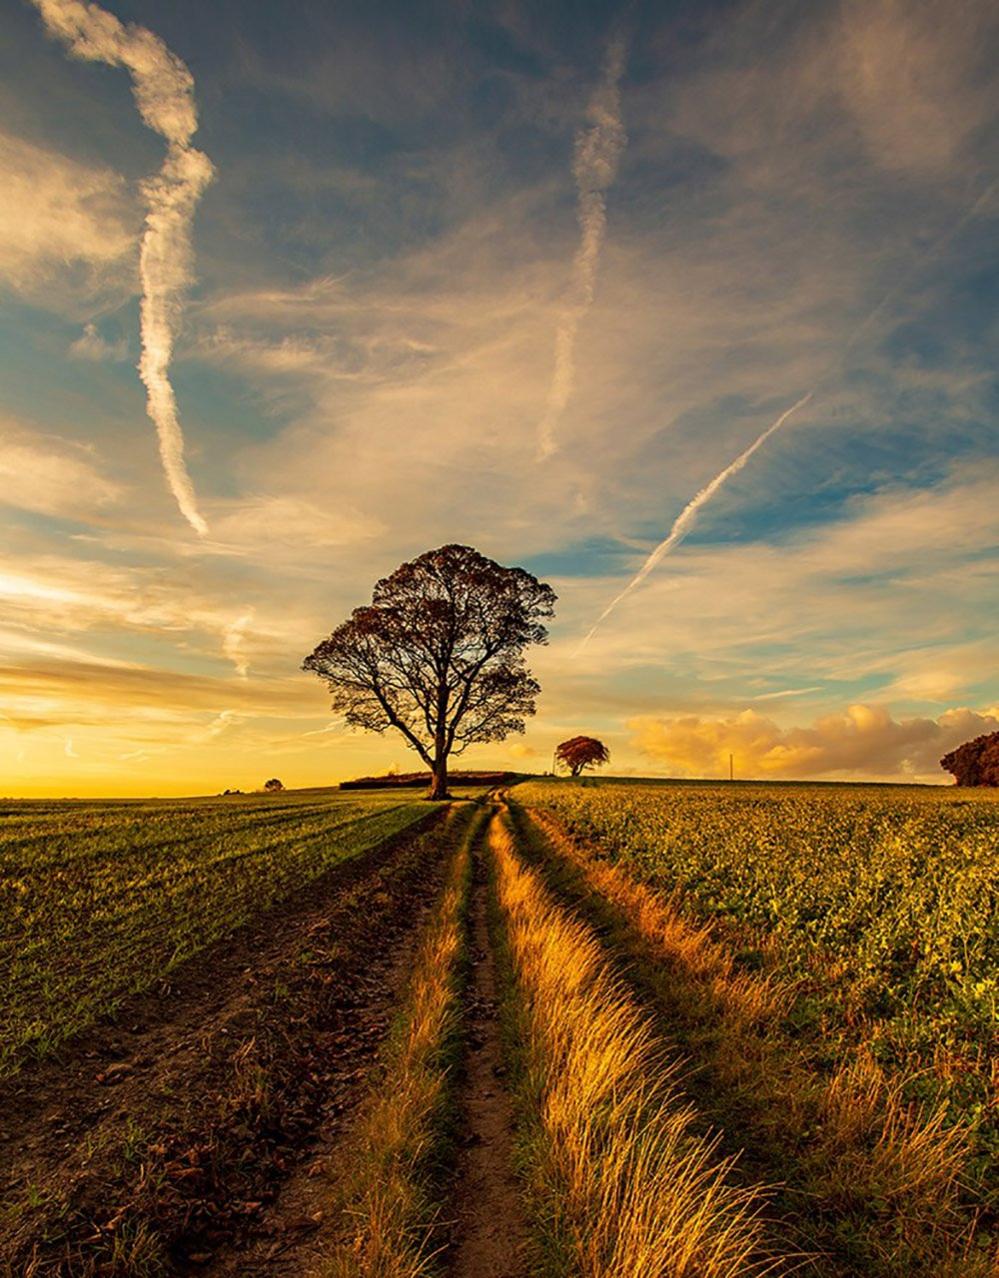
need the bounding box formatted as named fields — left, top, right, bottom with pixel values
left=729, top=752, right=734, bottom=782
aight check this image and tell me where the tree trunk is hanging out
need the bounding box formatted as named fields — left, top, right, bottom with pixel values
left=428, top=757, right=450, bottom=800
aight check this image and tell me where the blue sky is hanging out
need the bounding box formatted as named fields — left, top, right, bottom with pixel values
left=1, top=0, right=997, bottom=793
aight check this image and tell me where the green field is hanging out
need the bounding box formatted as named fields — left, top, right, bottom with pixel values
left=0, top=788, right=434, bottom=1077
left=5, top=780, right=998, bottom=1275
left=514, top=778, right=999, bottom=1212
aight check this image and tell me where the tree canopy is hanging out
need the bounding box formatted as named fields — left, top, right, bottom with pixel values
left=303, top=544, right=556, bottom=799
left=556, top=735, right=610, bottom=778
left=940, top=732, right=999, bottom=786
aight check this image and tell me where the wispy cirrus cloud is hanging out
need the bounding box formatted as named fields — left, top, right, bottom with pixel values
left=0, top=420, right=121, bottom=518
left=537, top=35, right=628, bottom=459
left=69, top=322, right=129, bottom=362
left=0, top=130, right=135, bottom=295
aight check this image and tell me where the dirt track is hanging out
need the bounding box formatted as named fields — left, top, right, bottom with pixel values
left=449, top=817, right=528, bottom=1278
left=0, top=807, right=459, bottom=1277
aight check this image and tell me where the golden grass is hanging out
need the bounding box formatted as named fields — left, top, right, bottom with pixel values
left=490, top=811, right=780, bottom=1278
left=525, top=807, right=989, bottom=1276
left=324, top=807, right=485, bottom=1278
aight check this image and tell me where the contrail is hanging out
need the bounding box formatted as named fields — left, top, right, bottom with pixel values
left=576, top=393, right=813, bottom=653
left=32, top=0, right=213, bottom=536
left=574, top=174, right=999, bottom=653
left=537, top=37, right=628, bottom=460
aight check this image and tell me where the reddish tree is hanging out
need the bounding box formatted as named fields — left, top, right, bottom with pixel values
left=940, top=732, right=999, bottom=786
left=303, top=545, right=556, bottom=800
left=556, top=735, right=610, bottom=778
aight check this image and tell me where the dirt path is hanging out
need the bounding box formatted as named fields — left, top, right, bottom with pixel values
left=0, top=809, right=457, bottom=1277
left=449, top=812, right=529, bottom=1278
left=199, top=905, right=429, bottom=1278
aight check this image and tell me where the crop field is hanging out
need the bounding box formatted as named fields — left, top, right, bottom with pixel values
left=0, top=788, right=432, bottom=1076
left=2, top=781, right=997, bottom=1277
left=512, top=779, right=999, bottom=1271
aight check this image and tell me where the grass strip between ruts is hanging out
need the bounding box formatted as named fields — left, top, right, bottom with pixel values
left=489, top=805, right=781, bottom=1278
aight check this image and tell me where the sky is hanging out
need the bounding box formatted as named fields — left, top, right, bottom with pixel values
left=1, top=0, right=997, bottom=796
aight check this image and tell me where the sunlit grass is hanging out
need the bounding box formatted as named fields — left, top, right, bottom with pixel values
left=491, top=810, right=778, bottom=1277
left=324, top=805, right=485, bottom=1277
left=518, top=800, right=991, bottom=1276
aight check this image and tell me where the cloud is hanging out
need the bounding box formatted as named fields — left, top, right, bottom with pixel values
left=891, top=668, right=971, bottom=702
left=577, top=392, right=813, bottom=651
left=631, top=703, right=999, bottom=782
left=0, top=557, right=300, bottom=688
left=221, top=610, right=254, bottom=679
left=839, top=0, right=996, bottom=174
left=751, top=686, right=823, bottom=702
left=537, top=36, right=628, bottom=459
left=207, top=495, right=385, bottom=558
left=0, top=129, right=135, bottom=295
left=31, top=0, right=214, bottom=536
left=69, top=322, right=129, bottom=362
left=0, top=421, right=121, bottom=517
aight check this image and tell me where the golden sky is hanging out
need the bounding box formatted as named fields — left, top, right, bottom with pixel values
left=2, top=0, right=998, bottom=795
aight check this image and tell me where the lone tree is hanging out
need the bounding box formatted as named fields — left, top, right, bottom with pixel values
left=303, top=545, right=556, bottom=800
left=556, top=735, right=610, bottom=778
left=940, top=732, right=999, bottom=786
left=263, top=778, right=284, bottom=792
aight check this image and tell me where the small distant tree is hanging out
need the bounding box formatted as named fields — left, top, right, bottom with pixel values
left=940, top=732, right=999, bottom=786
left=263, top=777, right=284, bottom=792
left=303, top=545, right=556, bottom=800
left=556, top=735, right=610, bottom=778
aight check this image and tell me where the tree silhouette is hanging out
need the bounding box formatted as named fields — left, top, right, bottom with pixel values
left=940, top=732, right=999, bottom=786
left=263, top=778, right=284, bottom=792
left=303, top=545, right=556, bottom=800
left=556, top=735, right=610, bottom=778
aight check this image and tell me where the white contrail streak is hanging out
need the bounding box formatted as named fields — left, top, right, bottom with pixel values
left=573, top=174, right=997, bottom=654
left=576, top=393, right=813, bottom=653
left=32, top=0, right=214, bottom=536
left=537, top=37, right=628, bottom=460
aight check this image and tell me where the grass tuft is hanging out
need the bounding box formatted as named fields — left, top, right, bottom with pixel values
left=324, top=806, right=486, bottom=1277
left=521, top=804, right=992, bottom=1276
left=490, top=810, right=781, bottom=1277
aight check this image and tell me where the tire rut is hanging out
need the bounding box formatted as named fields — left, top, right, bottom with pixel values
left=0, top=808, right=457, bottom=1277
left=448, top=810, right=528, bottom=1278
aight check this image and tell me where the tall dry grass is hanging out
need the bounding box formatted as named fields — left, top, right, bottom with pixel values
left=324, top=807, right=485, bottom=1278
left=490, top=811, right=780, bottom=1278
left=524, top=806, right=988, bottom=1276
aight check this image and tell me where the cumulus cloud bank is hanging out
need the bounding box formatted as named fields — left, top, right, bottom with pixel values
left=631, top=703, right=999, bottom=782
left=537, top=36, right=628, bottom=459
left=31, top=0, right=214, bottom=536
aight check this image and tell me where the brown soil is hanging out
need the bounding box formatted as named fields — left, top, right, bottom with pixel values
left=448, top=815, right=528, bottom=1278
left=0, top=806, right=461, bottom=1277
